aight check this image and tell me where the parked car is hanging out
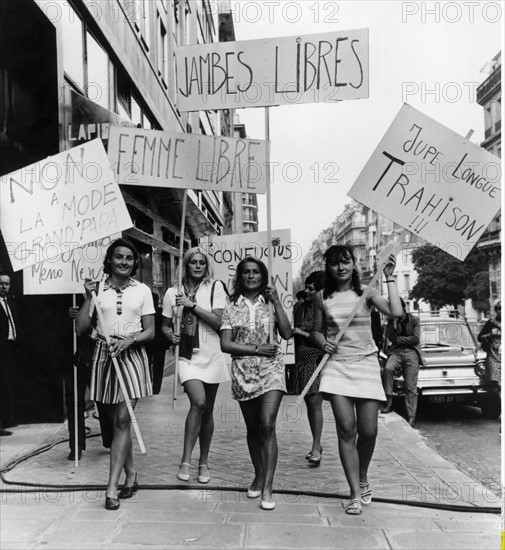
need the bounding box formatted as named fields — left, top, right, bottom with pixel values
left=391, top=315, right=500, bottom=419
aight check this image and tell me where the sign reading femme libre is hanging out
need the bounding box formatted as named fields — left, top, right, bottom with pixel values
left=348, top=104, right=502, bottom=261
left=176, top=29, right=369, bottom=111
left=0, top=139, right=132, bottom=271
left=108, top=126, right=268, bottom=194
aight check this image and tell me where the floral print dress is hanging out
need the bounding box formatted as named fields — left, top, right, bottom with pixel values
left=221, top=295, right=286, bottom=401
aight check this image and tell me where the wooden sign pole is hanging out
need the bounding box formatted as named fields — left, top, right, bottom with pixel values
left=173, top=189, right=188, bottom=409
left=72, top=294, right=79, bottom=468
left=265, top=107, right=274, bottom=342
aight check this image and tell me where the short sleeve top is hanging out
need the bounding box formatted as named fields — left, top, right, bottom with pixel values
left=95, top=278, right=155, bottom=338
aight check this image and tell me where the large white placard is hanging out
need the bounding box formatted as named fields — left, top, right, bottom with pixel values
left=23, top=234, right=121, bottom=295
left=203, top=229, right=296, bottom=362
left=108, top=126, right=267, bottom=193
left=176, top=29, right=369, bottom=111
left=0, top=139, right=132, bottom=271
left=348, top=104, right=501, bottom=260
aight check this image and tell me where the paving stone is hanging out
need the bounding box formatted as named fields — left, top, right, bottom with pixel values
left=246, top=524, right=390, bottom=549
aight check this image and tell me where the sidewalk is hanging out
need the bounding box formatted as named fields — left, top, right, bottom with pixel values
left=0, top=371, right=500, bottom=550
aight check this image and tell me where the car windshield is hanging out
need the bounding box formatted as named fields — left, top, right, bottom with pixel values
left=421, top=322, right=476, bottom=348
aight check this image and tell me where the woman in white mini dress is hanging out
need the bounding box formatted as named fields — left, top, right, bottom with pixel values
left=312, top=244, right=402, bottom=516
left=162, top=248, right=229, bottom=484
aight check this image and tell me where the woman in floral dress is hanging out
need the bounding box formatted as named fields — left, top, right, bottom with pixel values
left=220, top=257, right=292, bottom=510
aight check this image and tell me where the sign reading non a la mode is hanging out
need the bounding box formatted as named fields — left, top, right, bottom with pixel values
left=108, top=126, right=267, bottom=194
left=176, top=28, right=369, bottom=111
left=0, top=139, right=132, bottom=271
left=348, top=104, right=501, bottom=261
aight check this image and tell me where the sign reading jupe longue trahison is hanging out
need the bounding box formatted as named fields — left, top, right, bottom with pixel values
left=108, top=126, right=267, bottom=194
left=0, top=139, right=132, bottom=272
left=176, top=29, right=369, bottom=111
left=348, top=104, right=501, bottom=261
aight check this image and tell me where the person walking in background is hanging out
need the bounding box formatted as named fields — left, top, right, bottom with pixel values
left=76, top=238, right=155, bottom=511
left=294, top=270, right=326, bottom=466
left=478, top=300, right=501, bottom=397
left=148, top=292, right=168, bottom=395
left=312, top=245, right=402, bottom=516
left=162, top=248, right=229, bottom=485
left=380, top=298, right=425, bottom=428
left=220, top=257, right=292, bottom=510
left=0, top=272, right=22, bottom=436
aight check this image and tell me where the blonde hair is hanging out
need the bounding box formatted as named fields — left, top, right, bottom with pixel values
left=180, top=247, right=214, bottom=287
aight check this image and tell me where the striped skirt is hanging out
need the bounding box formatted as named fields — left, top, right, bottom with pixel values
left=319, top=352, right=386, bottom=401
left=90, top=339, right=153, bottom=404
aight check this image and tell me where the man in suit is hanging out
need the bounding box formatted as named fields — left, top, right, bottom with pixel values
left=0, top=271, right=21, bottom=436
left=380, top=298, right=425, bottom=428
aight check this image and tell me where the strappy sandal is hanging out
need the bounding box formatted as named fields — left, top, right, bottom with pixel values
left=360, top=481, right=372, bottom=505
left=345, top=499, right=363, bottom=515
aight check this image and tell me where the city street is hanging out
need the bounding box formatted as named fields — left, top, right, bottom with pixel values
left=416, top=403, right=501, bottom=497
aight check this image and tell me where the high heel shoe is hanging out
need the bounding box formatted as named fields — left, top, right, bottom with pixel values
left=105, top=488, right=120, bottom=511
left=197, top=464, right=210, bottom=484
left=176, top=463, right=191, bottom=482
left=118, top=473, right=138, bottom=499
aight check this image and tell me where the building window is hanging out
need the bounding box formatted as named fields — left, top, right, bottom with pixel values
left=157, top=12, right=168, bottom=88
left=404, top=273, right=410, bottom=292
left=86, top=32, right=109, bottom=109
left=132, top=0, right=150, bottom=50
left=61, top=5, right=84, bottom=89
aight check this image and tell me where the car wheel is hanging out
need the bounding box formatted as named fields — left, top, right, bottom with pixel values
left=480, top=393, right=501, bottom=420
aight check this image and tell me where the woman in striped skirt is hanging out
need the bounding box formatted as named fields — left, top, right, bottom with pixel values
left=76, top=238, right=155, bottom=511
left=312, top=245, right=402, bottom=516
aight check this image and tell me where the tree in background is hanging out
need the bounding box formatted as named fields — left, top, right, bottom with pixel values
left=409, top=244, right=489, bottom=311
left=465, top=271, right=491, bottom=314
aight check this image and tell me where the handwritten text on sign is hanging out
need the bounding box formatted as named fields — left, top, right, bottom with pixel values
left=348, top=104, right=501, bottom=261
left=176, top=29, right=369, bottom=111
left=23, top=234, right=121, bottom=295
left=0, top=139, right=132, bottom=271
left=108, top=126, right=267, bottom=194
left=203, top=229, right=294, bottom=362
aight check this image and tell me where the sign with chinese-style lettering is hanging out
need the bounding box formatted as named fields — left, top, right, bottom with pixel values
left=203, top=229, right=296, bottom=361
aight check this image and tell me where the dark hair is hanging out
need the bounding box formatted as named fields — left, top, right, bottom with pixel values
left=323, top=245, right=363, bottom=298
left=230, top=256, right=269, bottom=303
left=296, top=290, right=305, bottom=301
left=0, top=271, right=12, bottom=281
left=305, top=270, right=326, bottom=292
left=103, top=238, right=140, bottom=276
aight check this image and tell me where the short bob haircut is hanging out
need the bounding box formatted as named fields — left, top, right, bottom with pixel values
left=103, top=238, right=140, bottom=277
left=304, top=270, right=326, bottom=292
left=230, top=256, right=269, bottom=303
left=323, top=244, right=363, bottom=298
left=180, top=247, right=214, bottom=287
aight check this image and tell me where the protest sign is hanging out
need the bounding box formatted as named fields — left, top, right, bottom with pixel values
left=203, top=229, right=295, bottom=362
left=0, top=139, right=132, bottom=271
left=108, top=126, right=267, bottom=193
left=23, top=234, right=120, bottom=295
left=348, top=104, right=501, bottom=260
left=176, top=28, right=369, bottom=111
